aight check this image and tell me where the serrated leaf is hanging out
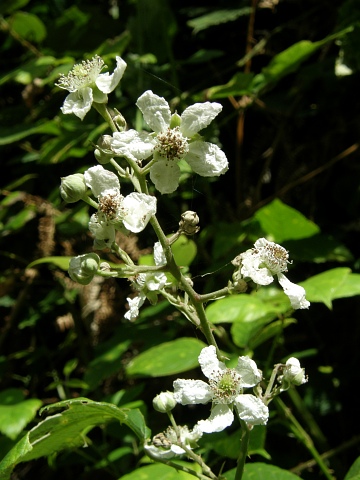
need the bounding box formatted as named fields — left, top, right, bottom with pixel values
left=300, top=267, right=358, bottom=309
left=0, top=398, right=150, bottom=480
left=126, top=338, right=206, bottom=378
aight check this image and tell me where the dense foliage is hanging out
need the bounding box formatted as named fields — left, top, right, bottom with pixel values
left=1, top=1, right=360, bottom=479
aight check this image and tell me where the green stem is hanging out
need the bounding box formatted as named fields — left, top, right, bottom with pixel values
left=92, top=102, right=118, bottom=132
left=274, top=396, right=335, bottom=480
left=234, top=418, right=251, bottom=480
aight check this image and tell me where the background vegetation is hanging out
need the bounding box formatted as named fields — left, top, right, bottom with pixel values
left=1, top=0, right=360, bottom=479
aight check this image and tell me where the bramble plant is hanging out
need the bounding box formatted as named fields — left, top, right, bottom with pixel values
left=2, top=55, right=315, bottom=480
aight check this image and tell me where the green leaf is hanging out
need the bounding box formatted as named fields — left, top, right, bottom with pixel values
left=172, top=235, right=197, bottom=267
left=224, top=462, right=301, bottom=480
left=0, top=398, right=150, bottom=480
left=120, top=463, right=197, bottom=480
left=254, top=198, right=320, bottom=242
left=83, top=340, right=131, bottom=392
left=187, top=8, right=252, bottom=34
left=126, top=338, right=206, bottom=378
left=6, top=11, right=47, bottom=43
left=248, top=317, right=297, bottom=350
left=0, top=0, right=30, bottom=14
left=0, top=121, right=60, bottom=145
left=300, top=267, right=360, bottom=309
left=0, top=389, right=42, bottom=440
left=26, top=256, right=72, bottom=271
left=206, top=72, right=254, bottom=99
left=345, top=456, right=360, bottom=480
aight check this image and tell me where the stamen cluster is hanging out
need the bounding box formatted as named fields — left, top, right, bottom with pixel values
left=259, top=241, right=289, bottom=273
left=209, top=368, right=242, bottom=404
left=98, top=190, right=123, bottom=220
left=155, top=127, right=189, bottom=161
left=56, top=55, right=105, bottom=92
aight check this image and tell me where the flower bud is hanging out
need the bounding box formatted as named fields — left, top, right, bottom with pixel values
left=280, top=357, right=307, bottom=391
left=179, top=211, right=200, bottom=235
left=60, top=173, right=86, bottom=203
left=153, top=391, right=177, bottom=413
left=94, top=135, right=114, bottom=164
left=68, top=253, right=100, bottom=285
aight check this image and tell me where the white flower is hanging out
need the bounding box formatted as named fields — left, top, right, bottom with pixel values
left=111, top=90, right=228, bottom=194
left=56, top=55, right=127, bottom=120
left=145, top=425, right=202, bottom=460
left=173, top=346, right=269, bottom=433
left=124, top=241, right=168, bottom=321
left=84, top=166, right=156, bottom=247
left=280, top=357, right=307, bottom=391
left=239, top=238, right=310, bottom=310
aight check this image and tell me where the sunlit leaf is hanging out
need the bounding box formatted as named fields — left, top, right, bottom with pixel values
left=187, top=8, right=252, bottom=34
left=0, top=390, right=42, bottom=440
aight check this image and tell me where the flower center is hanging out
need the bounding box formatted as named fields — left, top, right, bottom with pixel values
left=155, top=127, right=189, bottom=161
left=98, top=189, right=123, bottom=220
left=260, top=242, right=289, bottom=273
left=209, top=368, right=242, bottom=404
left=56, top=55, right=105, bottom=92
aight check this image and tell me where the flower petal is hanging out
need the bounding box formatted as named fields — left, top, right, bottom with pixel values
left=150, top=160, right=181, bottom=194
left=236, top=356, right=262, bottom=388
left=277, top=273, right=310, bottom=309
left=198, top=345, right=226, bottom=379
left=122, top=192, right=156, bottom=232
left=186, top=141, right=228, bottom=177
left=154, top=241, right=166, bottom=266
left=61, top=88, right=93, bottom=120
left=88, top=213, right=116, bottom=246
left=84, top=165, right=120, bottom=197
left=95, top=56, right=127, bottom=93
left=136, top=90, right=171, bottom=133
left=240, top=248, right=274, bottom=285
left=124, top=293, right=146, bottom=321
left=173, top=379, right=212, bottom=405
left=235, top=394, right=269, bottom=425
left=180, top=102, right=222, bottom=138
left=197, top=403, right=234, bottom=433
left=111, top=130, right=155, bottom=161
left=144, top=444, right=180, bottom=460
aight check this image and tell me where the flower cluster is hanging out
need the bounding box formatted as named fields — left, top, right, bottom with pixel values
left=237, top=237, right=310, bottom=309
left=174, top=346, right=269, bottom=433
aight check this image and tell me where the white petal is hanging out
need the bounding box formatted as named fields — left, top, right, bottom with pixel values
left=95, top=56, right=127, bottom=93
left=197, top=403, right=234, bottom=433
left=180, top=102, right=222, bottom=138
left=186, top=142, right=228, bottom=177
left=122, top=192, right=156, bottom=232
left=198, top=345, right=226, bottom=379
left=173, top=379, right=212, bottom=405
left=84, top=165, right=120, bottom=197
left=153, top=241, right=166, bottom=266
left=150, top=160, right=181, bottom=194
left=240, top=249, right=274, bottom=285
left=144, top=444, right=179, bottom=460
left=136, top=90, right=171, bottom=133
left=145, top=272, right=167, bottom=291
left=235, top=394, right=269, bottom=425
left=236, top=356, right=262, bottom=388
left=61, top=88, right=93, bottom=120
left=124, top=294, right=146, bottom=321
left=277, top=273, right=310, bottom=309
left=88, top=213, right=116, bottom=244
left=111, top=130, right=155, bottom=161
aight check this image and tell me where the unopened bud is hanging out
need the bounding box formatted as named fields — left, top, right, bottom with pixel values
left=68, top=253, right=100, bottom=285
left=153, top=391, right=177, bottom=413
left=94, top=135, right=114, bottom=164
left=60, top=173, right=86, bottom=203
left=179, top=211, right=200, bottom=235
left=280, top=357, right=307, bottom=391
